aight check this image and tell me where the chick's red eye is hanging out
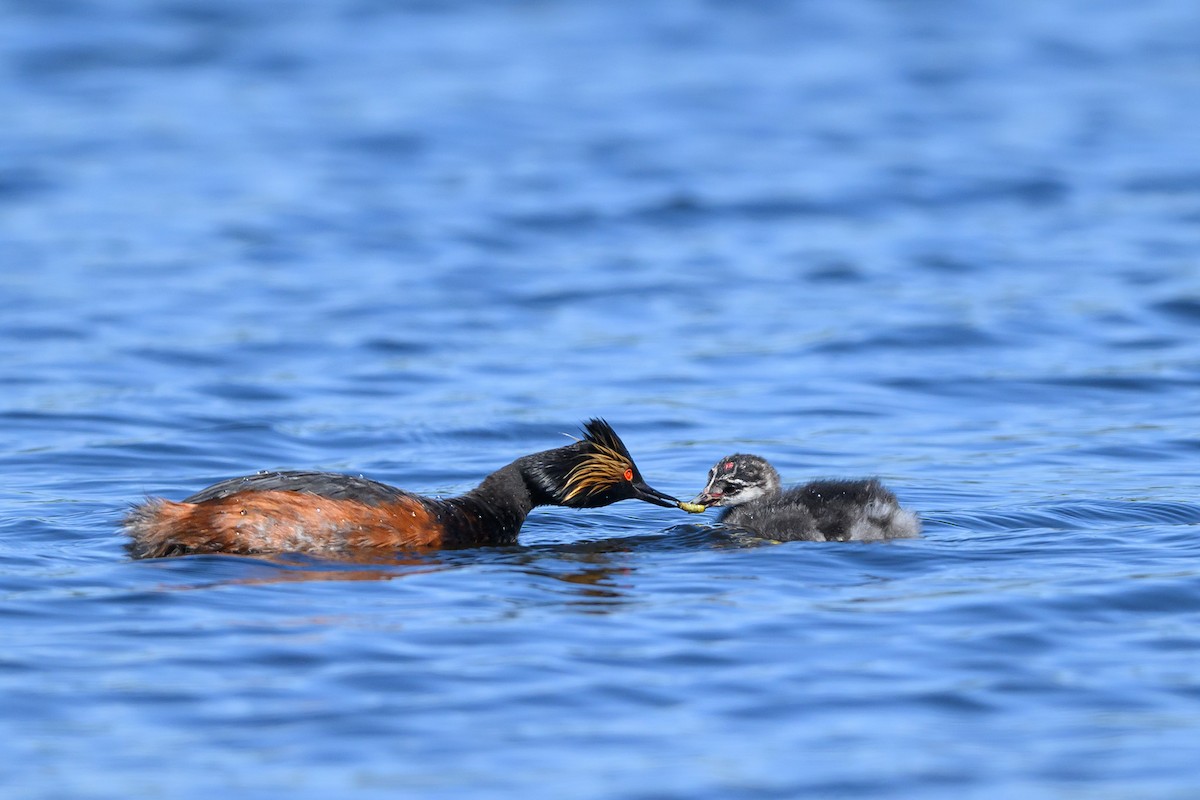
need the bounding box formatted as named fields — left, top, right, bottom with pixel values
left=623, top=468, right=633, bottom=481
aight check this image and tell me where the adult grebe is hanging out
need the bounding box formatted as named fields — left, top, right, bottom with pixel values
left=689, top=454, right=920, bottom=541
left=125, top=419, right=690, bottom=558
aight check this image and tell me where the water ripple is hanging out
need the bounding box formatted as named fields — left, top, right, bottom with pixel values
left=5, top=1, right=1200, bottom=798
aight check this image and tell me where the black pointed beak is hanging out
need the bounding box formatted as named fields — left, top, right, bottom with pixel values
left=632, top=480, right=682, bottom=509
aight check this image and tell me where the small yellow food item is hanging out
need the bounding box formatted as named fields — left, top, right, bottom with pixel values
left=678, top=502, right=707, bottom=514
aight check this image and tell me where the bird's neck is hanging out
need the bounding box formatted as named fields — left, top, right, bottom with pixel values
left=441, top=455, right=556, bottom=547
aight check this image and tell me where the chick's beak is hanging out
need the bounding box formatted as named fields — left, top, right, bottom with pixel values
left=631, top=480, right=683, bottom=509
left=689, top=488, right=722, bottom=508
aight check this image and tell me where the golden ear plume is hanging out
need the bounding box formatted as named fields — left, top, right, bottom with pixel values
left=562, top=441, right=631, bottom=502
left=560, top=419, right=634, bottom=502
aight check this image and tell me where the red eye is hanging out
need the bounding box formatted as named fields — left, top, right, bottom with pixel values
left=623, top=468, right=633, bottom=481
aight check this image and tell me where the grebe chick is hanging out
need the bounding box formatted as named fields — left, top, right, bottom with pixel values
left=690, top=454, right=920, bottom=541
left=125, top=419, right=686, bottom=558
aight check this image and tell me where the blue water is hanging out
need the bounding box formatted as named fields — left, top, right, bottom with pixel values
left=4, top=0, right=1200, bottom=797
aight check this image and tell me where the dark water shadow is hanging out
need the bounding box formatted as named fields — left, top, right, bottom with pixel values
left=138, top=536, right=661, bottom=605
left=130, top=522, right=755, bottom=618
left=139, top=549, right=453, bottom=589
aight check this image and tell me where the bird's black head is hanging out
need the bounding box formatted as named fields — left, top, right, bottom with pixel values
left=691, top=453, right=782, bottom=508
left=528, top=419, right=681, bottom=510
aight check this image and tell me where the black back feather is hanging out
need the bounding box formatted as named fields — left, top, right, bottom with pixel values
left=183, top=470, right=411, bottom=506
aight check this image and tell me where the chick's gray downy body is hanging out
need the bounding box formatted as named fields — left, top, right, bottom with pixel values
left=692, top=454, right=920, bottom=541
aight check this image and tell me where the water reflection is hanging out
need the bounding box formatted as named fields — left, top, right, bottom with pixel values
left=510, top=551, right=635, bottom=614
left=162, top=540, right=646, bottom=613
left=163, top=550, right=452, bottom=589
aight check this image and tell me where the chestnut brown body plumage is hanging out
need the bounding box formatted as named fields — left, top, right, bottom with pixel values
left=124, top=420, right=683, bottom=558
